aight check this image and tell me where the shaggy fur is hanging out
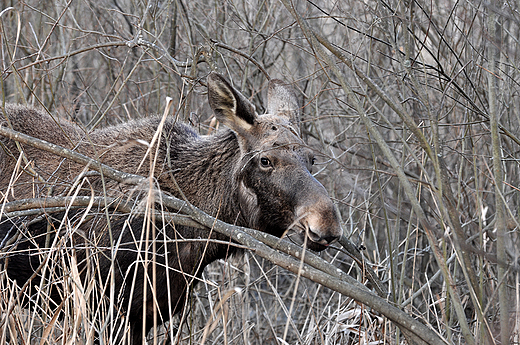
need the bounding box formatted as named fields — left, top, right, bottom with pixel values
left=0, top=73, right=341, bottom=344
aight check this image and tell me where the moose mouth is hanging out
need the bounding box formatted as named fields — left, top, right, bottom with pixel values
left=301, top=232, right=333, bottom=251
left=288, top=224, right=335, bottom=252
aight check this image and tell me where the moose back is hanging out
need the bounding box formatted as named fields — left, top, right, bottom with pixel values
left=0, top=73, right=341, bottom=344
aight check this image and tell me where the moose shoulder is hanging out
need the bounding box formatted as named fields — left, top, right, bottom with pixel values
left=0, top=73, right=341, bottom=344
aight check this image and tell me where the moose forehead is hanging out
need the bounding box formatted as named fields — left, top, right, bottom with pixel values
left=243, top=115, right=314, bottom=164
left=251, top=114, right=302, bottom=144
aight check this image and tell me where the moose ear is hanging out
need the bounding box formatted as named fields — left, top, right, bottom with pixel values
left=207, top=72, right=257, bottom=133
left=266, top=79, right=300, bottom=128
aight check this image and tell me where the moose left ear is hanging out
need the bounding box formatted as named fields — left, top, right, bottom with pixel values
left=207, top=72, right=257, bottom=134
left=266, top=79, right=300, bottom=129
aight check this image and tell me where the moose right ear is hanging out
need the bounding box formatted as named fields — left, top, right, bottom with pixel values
left=207, top=72, right=257, bottom=134
left=266, top=79, right=300, bottom=130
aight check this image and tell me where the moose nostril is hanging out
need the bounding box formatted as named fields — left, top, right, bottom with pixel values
left=322, top=234, right=340, bottom=245
left=306, top=229, right=339, bottom=245
left=306, top=229, right=322, bottom=242
left=296, top=206, right=342, bottom=246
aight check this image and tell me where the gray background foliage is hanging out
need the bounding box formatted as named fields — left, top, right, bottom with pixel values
left=1, top=0, right=519, bottom=344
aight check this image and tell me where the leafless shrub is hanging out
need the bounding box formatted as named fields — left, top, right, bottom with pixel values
left=1, top=0, right=519, bottom=344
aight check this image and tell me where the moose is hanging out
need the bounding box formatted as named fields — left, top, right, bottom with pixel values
left=0, top=73, right=342, bottom=344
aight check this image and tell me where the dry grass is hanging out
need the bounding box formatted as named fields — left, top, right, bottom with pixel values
left=1, top=0, right=519, bottom=344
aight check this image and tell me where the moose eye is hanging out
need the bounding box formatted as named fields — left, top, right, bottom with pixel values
left=311, top=157, right=316, bottom=165
left=260, top=157, right=272, bottom=168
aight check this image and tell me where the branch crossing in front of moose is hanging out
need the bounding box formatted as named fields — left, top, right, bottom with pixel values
left=0, top=73, right=349, bottom=345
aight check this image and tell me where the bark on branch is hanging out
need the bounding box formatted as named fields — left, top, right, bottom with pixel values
left=0, top=122, right=445, bottom=344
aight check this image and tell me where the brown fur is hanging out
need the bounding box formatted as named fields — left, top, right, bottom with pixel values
left=0, top=73, right=341, bottom=344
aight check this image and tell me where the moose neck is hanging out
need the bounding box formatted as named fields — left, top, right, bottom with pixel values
left=160, top=126, right=247, bottom=228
